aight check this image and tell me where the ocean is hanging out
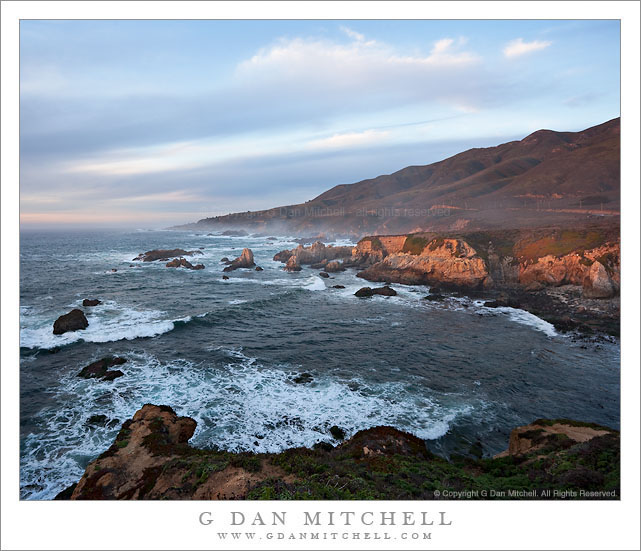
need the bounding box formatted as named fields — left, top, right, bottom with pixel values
left=19, top=229, right=620, bottom=499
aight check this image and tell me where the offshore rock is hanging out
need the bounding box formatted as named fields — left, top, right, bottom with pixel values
left=133, top=249, right=203, bottom=262
left=53, top=309, right=88, bottom=335
left=82, top=299, right=101, bottom=307
left=223, top=248, right=255, bottom=272
left=78, top=357, right=127, bottom=381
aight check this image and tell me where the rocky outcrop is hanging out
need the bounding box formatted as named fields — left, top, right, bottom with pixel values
left=166, top=258, right=205, bottom=270
left=582, top=261, right=615, bottom=298
left=223, top=248, right=255, bottom=272
left=133, top=249, right=203, bottom=262
left=82, top=299, right=101, bottom=307
left=221, top=229, right=248, bottom=236
left=78, top=357, right=127, bottom=381
left=358, top=238, right=490, bottom=290
left=283, top=256, right=302, bottom=272
left=354, top=285, right=397, bottom=297
left=324, top=260, right=345, bottom=273
left=62, top=405, right=619, bottom=500
left=53, top=309, right=88, bottom=335
left=273, top=242, right=353, bottom=265
left=495, top=419, right=615, bottom=458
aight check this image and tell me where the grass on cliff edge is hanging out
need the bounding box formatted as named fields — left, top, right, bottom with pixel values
left=361, top=227, right=617, bottom=262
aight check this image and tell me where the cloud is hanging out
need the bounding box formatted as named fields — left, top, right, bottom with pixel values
left=236, top=33, right=480, bottom=90
left=307, top=129, right=390, bottom=150
left=503, top=38, right=551, bottom=58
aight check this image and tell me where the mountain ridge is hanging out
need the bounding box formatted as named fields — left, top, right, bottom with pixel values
left=178, top=118, right=620, bottom=238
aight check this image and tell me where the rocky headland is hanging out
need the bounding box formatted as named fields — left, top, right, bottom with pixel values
left=272, top=226, right=620, bottom=335
left=58, top=404, right=619, bottom=500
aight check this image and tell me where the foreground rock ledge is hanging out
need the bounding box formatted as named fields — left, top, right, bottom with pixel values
left=58, top=405, right=619, bottom=500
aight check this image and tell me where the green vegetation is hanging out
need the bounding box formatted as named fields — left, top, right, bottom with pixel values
left=358, top=236, right=383, bottom=250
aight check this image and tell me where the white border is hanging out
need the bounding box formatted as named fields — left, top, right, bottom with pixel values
left=2, top=2, right=639, bottom=550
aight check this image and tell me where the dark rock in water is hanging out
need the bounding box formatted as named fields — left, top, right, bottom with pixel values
left=78, top=357, right=127, bottom=381
left=332, top=285, right=346, bottom=289
left=355, top=286, right=396, bottom=298
left=166, top=258, right=205, bottom=270
left=313, top=441, right=335, bottom=452
left=133, top=249, right=203, bottom=262
left=221, top=229, right=248, bottom=237
left=484, top=295, right=520, bottom=309
left=374, top=285, right=397, bottom=297
left=102, top=370, right=124, bottom=381
left=355, top=287, right=374, bottom=297
left=86, top=414, right=110, bottom=427
left=53, top=309, right=88, bottom=335
left=223, top=248, right=255, bottom=272
left=266, top=236, right=277, bottom=241
left=111, top=269, right=118, bottom=272
left=222, top=275, right=230, bottom=280
left=319, top=272, right=330, bottom=278
left=82, top=299, right=101, bottom=307
left=423, top=294, right=444, bottom=301
left=293, top=372, right=314, bottom=384
left=220, top=257, right=230, bottom=263
left=198, top=247, right=204, bottom=250
left=255, top=266, right=263, bottom=271
left=329, top=425, right=346, bottom=440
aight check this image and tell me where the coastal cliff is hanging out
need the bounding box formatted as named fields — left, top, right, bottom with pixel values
left=59, top=404, right=619, bottom=500
left=270, top=226, right=619, bottom=334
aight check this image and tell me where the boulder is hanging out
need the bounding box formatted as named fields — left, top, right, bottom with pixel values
left=355, top=286, right=396, bottom=297
left=53, top=309, right=88, bottom=335
left=133, top=249, right=203, bottom=262
left=220, top=257, right=230, bottom=263
left=324, top=260, right=345, bottom=273
left=82, top=299, right=101, bottom=307
left=78, top=357, right=127, bottom=381
left=255, top=266, right=263, bottom=272
left=355, top=287, right=374, bottom=297
left=332, top=285, right=346, bottom=289
left=582, top=261, right=615, bottom=299
left=165, top=258, right=205, bottom=270
left=319, top=272, right=330, bottom=278
left=284, top=256, right=302, bottom=272
left=292, top=372, right=314, bottom=384
left=374, top=285, right=397, bottom=296
left=222, top=275, right=230, bottom=280
left=223, top=248, right=255, bottom=272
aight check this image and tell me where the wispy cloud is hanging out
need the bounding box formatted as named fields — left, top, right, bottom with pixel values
left=503, top=38, right=552, bottom=58
left=307, top=129, right=390, bottom=150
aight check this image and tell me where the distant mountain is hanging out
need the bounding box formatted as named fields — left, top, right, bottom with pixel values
left=181, top=118, right=620, bottom=238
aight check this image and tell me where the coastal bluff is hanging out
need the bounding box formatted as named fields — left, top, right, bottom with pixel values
left=58, top=404, right=619, bottom=500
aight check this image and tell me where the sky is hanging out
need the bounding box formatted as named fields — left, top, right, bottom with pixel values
left=19, top=20, right=620, bottom=228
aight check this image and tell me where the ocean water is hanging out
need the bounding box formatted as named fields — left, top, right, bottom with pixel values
left=19, top=229, right=620, bottom=499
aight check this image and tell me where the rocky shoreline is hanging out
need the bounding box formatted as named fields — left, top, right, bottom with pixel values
left=271, top=227, right=620, bottom=336
left=57, top=404, right=619, bottom=500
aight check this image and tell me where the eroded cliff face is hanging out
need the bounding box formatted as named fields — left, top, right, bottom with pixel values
left=357, top=238, right=491, bottom=289
left=353, top=233, right=620, bottom=299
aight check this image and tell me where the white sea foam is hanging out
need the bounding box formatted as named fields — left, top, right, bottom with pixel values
left=496, top=307, right=557, bottom=337
left=20, top=301, right=184, bottom=350
left=20, top=348, right=479, bottom=499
